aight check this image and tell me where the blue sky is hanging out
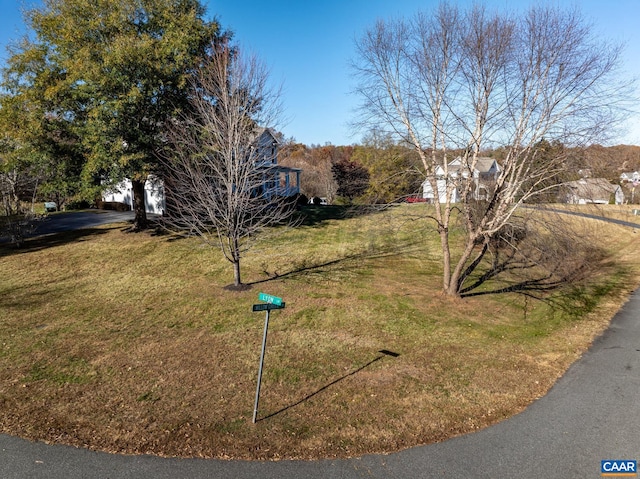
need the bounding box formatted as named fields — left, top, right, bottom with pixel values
left=1, top=0, right=639, bottom=146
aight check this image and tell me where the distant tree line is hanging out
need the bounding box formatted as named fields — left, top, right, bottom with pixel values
left=279, top=136, right=640, bottom=206
left=278, top=133, right=425, bottom=205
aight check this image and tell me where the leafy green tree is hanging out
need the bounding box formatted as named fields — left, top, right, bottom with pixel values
left=352, top=132, right=423, bottom=203
left=0, top=38, right=85, bottom=211
left=332, top=158, right=370, bottom=203
left=3, top=0, right=221, bottom=229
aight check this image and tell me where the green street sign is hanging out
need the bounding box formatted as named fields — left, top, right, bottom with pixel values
left=258, top=292, right=283, bottom=306
left=252, top=302, right=286, bottom=312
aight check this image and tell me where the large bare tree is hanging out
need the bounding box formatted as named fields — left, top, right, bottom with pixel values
left=161, top=42, right=293, bottom=288
left=353, top=3, right=631, bottom=296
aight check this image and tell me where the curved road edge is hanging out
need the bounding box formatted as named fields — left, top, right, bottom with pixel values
left=1, top=207, right=638, bottom=478
left=1, top=288, right=639, bottom=478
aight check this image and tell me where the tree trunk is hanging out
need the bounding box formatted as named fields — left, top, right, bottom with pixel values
left=446, top=237, right=478, bottom=297
left=131, top=178, right=148, bottom=231
left=439, top=227, right=453, bottom=294
left=233, top=237, right=242, bottom=286
left=233, top=260, right=242, bottom=287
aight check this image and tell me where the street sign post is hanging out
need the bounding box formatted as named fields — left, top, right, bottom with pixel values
left=252, top=293, right=286, bottom=423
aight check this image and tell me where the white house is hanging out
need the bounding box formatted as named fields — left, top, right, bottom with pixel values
left=102, top=175, right=165, bottom=215
left=101, top=128, right=301, bottom=213
left=620, top=171, right=640, bottom=184
left=562, top=178, right=624, bottom=205
left=422, top=157, right=501, bottom=203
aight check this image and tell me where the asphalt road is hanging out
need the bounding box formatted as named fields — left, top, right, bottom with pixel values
left=0, top=211, right=136, bottom=244
left=32, top=210, right=136, bottom=236
left=1, top=209, right=638, bottom=477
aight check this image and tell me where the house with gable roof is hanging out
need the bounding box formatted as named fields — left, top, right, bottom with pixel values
left=561, top=178, right=624, bottom=205
left=102, top=127, right=301, bottom=214
left=251, top=127, right=301, bottom=201
left=620, top=171, right=640, bottom=184
left=421, top=157, right=501, bottom=203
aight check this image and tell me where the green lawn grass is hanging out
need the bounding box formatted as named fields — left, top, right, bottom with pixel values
left=1, top=204, right=639, bottom=459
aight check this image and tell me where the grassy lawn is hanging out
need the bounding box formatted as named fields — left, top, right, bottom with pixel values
left=1, top=204, right=639, bottom=460
left=538, top=203, right=640, bottom=224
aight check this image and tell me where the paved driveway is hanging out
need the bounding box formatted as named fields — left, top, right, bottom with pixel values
left=0, top=211, right=135, bottom=244
left=32, top=211, right=136, bottom=236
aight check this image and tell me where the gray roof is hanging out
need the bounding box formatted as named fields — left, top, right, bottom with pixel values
left=448, top=157, right=500, bottom=174
left=475, top=158, right=499, bottom=173
left=564, top=178, right=619, bottom=202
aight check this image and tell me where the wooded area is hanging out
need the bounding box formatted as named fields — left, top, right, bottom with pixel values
left=278, top=141, right=640, bottom=204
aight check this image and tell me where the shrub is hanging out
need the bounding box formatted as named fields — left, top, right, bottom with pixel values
left=65, top=199, right=92, bottom=210
left=96, top=201, right=131, bottom=212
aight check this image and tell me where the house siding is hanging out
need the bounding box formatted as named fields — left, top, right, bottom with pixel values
left=421, top=157, right=500, bottom=203
left=102, top=176, right=165, bottom=215
left=101, top=128, right=300, bottom=211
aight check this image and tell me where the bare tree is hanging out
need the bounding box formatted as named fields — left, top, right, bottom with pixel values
left=353, top=2, right=631, bottom=296
left=0, top=132, right=44, bottom=247
left=0, top=167, right=43, bottom=247
left=161, top=41, right=294, bottom=288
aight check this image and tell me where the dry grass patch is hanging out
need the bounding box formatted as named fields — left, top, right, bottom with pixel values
left=543, top=203, right=640, bottom=225
left=1, top=206, right=639, bottom=460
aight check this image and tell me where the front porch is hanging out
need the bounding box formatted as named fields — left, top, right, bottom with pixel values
left=260, top=166, right=301, bottom=200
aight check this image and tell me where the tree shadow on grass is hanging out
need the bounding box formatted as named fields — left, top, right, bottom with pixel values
left=296, top=204, right=394, bottom=227
left=246, top=222, right=424, bottom=287
left=0, top=227, right=115, bottom=258
left=247, top=255, right=357, bottom=286
left=246, top=244, right=422, bottom=287
left=257, top=350, right=400, bottom=422
left=0, top=272, right=82, bottom=311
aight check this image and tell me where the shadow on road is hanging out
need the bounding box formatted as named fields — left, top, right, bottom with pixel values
left=0, top=227, right=116, bottom=258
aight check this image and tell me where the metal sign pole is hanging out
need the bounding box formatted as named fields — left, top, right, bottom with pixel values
left=253, top=309, right=270, bottom=424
